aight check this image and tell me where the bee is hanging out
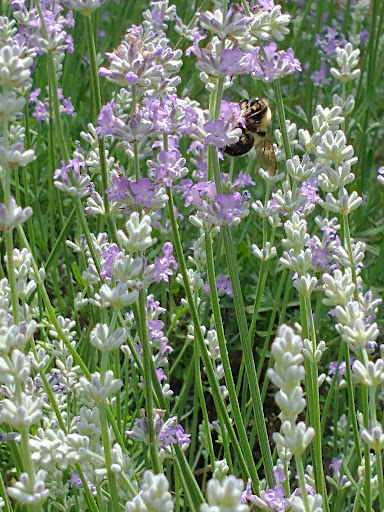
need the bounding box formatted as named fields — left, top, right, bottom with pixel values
left=224, top=97, right=277, bottom=176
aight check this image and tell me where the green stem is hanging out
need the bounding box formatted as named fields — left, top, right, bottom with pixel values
left=75, top=197, right=101, bottom=274
left=248, top=259, right=271, bottom=344
left=0, top=470, right=12, bottom=512
left=166, top=185, right=254, bottom=484
left=343, top=343, right=362, bottom=461
left=376, top=450, right=384, bottom=511
left=4, top=230, right=18, bottom=323
left=84, top=15, right=111, bottom=216
left=222, top=224, right=275, bottom=488
left=295, top=454, right=311, bottom=512
left=99, top=401, right=120, bottom=512
left=194, top=337, right=216, bottom=472
left=302, top=295, right=329, bottom=511
left=209, top=71, right=274, bottom=489
left=205, top=229, right=259, bottom=489
left=137, top=289, right=162, bottom=474
left=361, top=384, right=371, bottom=512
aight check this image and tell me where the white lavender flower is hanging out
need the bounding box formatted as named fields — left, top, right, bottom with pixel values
left=7, top=470, right=49, bottom=506
left=322, top=269, right=355, bottom=306
left=200, top=476, right=249, bottom=512
left=0, top=312, right=37, bottom=355
left=0, top=348, right=30, bottom=385
left=0, top=392, right=43, bottom=428
left=117, top=212, right=155, bottom=253
left=330, top=43, right=361, bottom=83
left=125, top=470, right=174, bottom=512
left=89, top=324, right=127, bottom=352
left=293, top=273, right=318, bottom=297
left=0, top=138, right=35, bottom=170
left=79, top=370, right=123, bottom=402
left=91, top=282, right=139, bottom=309
left=290, top=492, right=323, bottom=512
left=0, top=90, right=26, bottom=121
left=250, top=5, right=291, bottom=41
left=360, top=425, right=384, bottom=452
left=252, top=242, right=277, bottom=262
left=197, top=6, right=253, bottom=41
left=286, top=156, right=314, bottom=181
left=0, top=41, right=34, bottom=88
left=0, top=197, right=33, bottom=231
left=274, top=421, right=315, bottom=456
left=61, top=0, right=110, bottom=15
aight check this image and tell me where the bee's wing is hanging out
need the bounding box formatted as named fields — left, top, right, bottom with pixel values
left=254, top=128, right=277, bottom=176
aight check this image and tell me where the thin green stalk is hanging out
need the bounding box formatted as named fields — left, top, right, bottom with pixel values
left=272, top=79, right=293, bottom=163
left=99, top=401, right=120, bottom=512
left=4, top=230, right=18, bottom=323
left=194, top=340, right=216, bottom=473
left=376, top=450, right=384, bottom=512
left=303, top=0, right=324, bottom=118
left=302, top=295, right=329, bottom=511
left=74, top=197, right=101, bottom=273
left=35, top=0, right=70, bottom=162
left=343, top=343, right=362, bottom=461
left=205, top=229, right=259, bottom=489
left=256, top=268, right=287, bottom=379
left=295, top=454, right=311, bottom=512
left=0, top=471, right=12, bottom=512
left=84, top=15, right=110, bottom=216
left=136, top=289, right=162, bottom=474
left=188, top=378, right=200, bottom=467
left=167, top=185, right=255, bottom=484
left=361, top=384, right=371, bottom=512
left=173, top=455, right=194, bottom=512
left=208, top=69, right=275, bottom=488
left=222, top=224, right=275, bottom=488
left=248, top=258, right=271, bottom=345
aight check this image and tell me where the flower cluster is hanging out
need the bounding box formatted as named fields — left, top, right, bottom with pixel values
left=127, top=409, right=190, bottom=457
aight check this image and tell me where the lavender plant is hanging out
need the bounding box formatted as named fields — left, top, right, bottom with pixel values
left=0, top=0, right=383, bottom=511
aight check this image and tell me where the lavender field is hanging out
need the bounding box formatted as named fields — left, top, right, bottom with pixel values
left=0, top=0, right=383, bottom=511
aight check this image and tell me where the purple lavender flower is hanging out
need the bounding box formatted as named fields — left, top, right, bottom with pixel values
left=146, top=295, right=166, bottom=319
left=204, top=273, right=233, bottom=298
left=252, top=42, right=301, bottom=82
left=204, top=119, right=231, bottom=149
left=315, top=26, right=347, bottom=57
left=216, top=192, right=245, bottom=223
left=312, top=60, right=331, bottom=86
left=359, top=29, right=369, bottom=45
left=54, top=158, right=91, bottom=198
left=328, top=361, right=346, bottom=381
left=178, top=180, right=249, bottom=226
left=157, top=416, right=191, bottom=447
left=148, top=242, right=178, bottom=283
left=97, top=100, right=126, bottom=138
left=100, top=244, right=119, bottom=279
left=218, top=48, right=252, bottom=76
left=126, top=413, right=190, bottom=450
left=148, top=149, right=188, bottom=186
left=130, top=179, right=157, bottom=208
left=0, top=432, right=19, bottom=441
left=69, top=470, right=96, bottom=490
left=241, top=474, right=289, bottom=511
left=264, top=484, right=289, bottom=511
left=233, top=172, right=255, bottom=188
left=329, top=455, right=342, bottom=474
